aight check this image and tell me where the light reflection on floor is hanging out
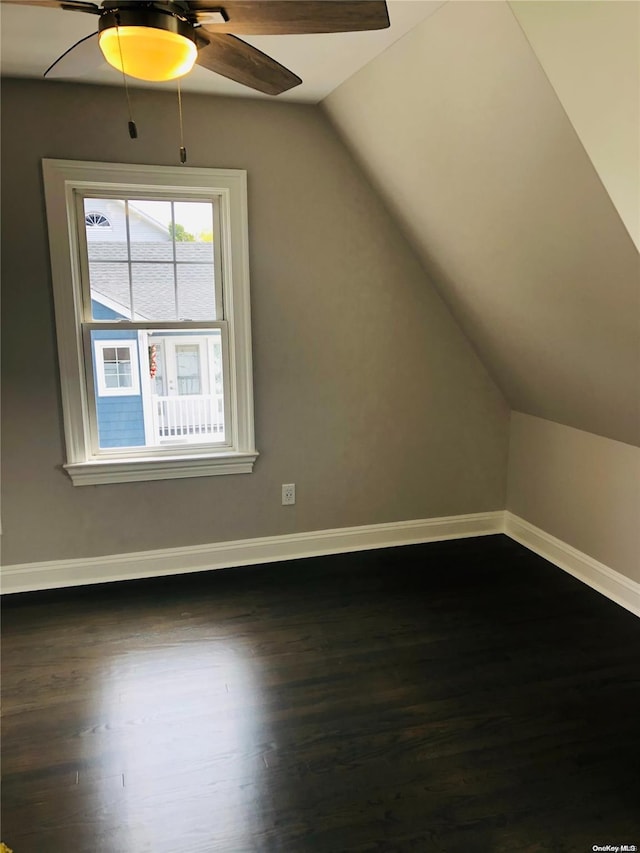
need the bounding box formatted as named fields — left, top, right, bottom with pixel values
left=91, top=638, right=268, bottom=850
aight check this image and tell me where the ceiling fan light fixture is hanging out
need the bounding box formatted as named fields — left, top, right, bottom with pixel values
left=98, top=12, right=198, bottom=82
left=99, top=26, right=197, bottom=81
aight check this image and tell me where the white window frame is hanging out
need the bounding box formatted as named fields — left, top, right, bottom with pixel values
left=43, top=159, right=258, bottom=485
left=94, top=340, right=140, bottom=397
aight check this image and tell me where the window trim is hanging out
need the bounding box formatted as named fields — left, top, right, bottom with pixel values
left=43, top=159, right=258, bottom=485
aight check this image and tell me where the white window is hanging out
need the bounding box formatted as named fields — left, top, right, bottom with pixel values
left=94, top=341, right=140, bottom=396
left=85, top=211, right=112, bottom=228
left=43, top=159, right=257, bottom=485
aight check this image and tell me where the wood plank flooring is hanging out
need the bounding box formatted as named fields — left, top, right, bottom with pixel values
left=2, top=535, right=639, bottom=852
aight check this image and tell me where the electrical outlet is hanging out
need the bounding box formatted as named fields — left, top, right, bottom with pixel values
left=282, top=483, right=296, bottom=506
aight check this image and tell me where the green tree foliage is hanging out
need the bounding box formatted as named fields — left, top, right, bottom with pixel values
left=168, top=222, right=195, bottom=242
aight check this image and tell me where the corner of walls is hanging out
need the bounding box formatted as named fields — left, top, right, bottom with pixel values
left=506, top=412, right=640, bottom=586
left=503, top=510, right=640, bottom=619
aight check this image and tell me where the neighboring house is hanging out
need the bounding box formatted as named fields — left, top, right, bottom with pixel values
left=85, top=197, right=170, bottom=243
left=86, top=200, right=224, bottom=449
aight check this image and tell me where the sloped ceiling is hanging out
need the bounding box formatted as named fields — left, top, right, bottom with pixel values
left=511, top=0, right=640, bottom=251
left=323, top=0, right=639, bottom=447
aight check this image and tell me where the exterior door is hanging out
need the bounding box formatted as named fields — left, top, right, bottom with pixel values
left=165, top=340, right=209, bottom=397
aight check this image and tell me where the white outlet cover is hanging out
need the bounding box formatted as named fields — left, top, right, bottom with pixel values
left=282, top=484, right=296, bottom=505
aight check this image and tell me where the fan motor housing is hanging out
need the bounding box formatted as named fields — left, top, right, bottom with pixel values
left=98, top=5, right=196, bottom=40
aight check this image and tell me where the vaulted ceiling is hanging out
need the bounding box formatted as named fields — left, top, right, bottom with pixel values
left=510, top=0, right=639, bottom=252
left=1, top=0, right=638, bottom=446
left=324, top=0, right=639, bottom=447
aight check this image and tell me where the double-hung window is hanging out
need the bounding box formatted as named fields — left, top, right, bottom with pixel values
left=43, top=159, right=257, bottom=485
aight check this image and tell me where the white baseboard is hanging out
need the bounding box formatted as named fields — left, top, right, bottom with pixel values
left=4, top=510, right=637, bottom=618
left=504, top=512, right=640, bottom=618
left=0, top=511, right=503, bottom=594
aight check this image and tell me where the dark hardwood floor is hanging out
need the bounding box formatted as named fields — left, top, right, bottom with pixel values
left=2, top=535, right=639, bottom=852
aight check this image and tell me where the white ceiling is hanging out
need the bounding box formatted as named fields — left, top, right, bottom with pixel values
left=0, top=0, right=445, bottom=102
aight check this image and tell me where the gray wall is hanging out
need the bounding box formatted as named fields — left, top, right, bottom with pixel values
left=1, top=79, right=509, bottom=566
left=507, top=413, right=640, bottom=583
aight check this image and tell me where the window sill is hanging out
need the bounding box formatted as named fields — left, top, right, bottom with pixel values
left=64, top=451, right=259, bottom=485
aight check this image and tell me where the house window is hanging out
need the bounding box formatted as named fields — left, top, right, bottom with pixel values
left=94, top=341, right=140, bottom=396
left=43, top=159, right=257, bottom=485
left=85, top=211, right=111, bottom=228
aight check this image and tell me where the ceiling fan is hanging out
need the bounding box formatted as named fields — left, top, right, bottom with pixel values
left=2, top=0, right=390, bottom=96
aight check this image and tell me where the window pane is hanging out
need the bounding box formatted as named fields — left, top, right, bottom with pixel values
left=84, top=198, right=127, bottom=260
left=89, top=262, right=131, bottom=320
left=176, top=263, right=217, bottom=320
left=118, top=364, right=132, bottom=386
left=86, top=198, right=219, bottom=322
left=174, top=202, right=214, bottom=262
left=92, top=330, right=225, bottom=450
left=146, top=329, right=225, bottom=445
left=128, top=200, right=174, bottom=261
left=131, top=263, right=176, bottom=320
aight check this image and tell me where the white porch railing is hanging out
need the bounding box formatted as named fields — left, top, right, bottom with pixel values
left=152, top=394, right=225, bottom=442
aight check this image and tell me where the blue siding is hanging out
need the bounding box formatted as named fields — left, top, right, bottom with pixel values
left=95, top=393, right=146, bottom=448
left=91, top=300, right=146, bottom=448
left=92, top=300, right=124, bottom=321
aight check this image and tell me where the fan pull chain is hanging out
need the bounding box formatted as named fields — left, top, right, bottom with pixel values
left=178, top=80, right=187, bottom=163
left=115, top=17, right=137, bottom=139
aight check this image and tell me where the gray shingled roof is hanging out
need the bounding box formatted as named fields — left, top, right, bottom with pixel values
left=88, top=242, right=218, bottom=321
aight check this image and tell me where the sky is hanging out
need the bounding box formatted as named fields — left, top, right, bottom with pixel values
left=130, top=199, right=214, bottom=238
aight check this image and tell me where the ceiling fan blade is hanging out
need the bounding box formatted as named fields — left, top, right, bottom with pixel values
left=190, top=1, right=389, bottom=35
left=0, top=0, right=99, bottom=11
left=196, top=33, right=301, bottom=95
left=44, top=31, right=105, bottom=78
